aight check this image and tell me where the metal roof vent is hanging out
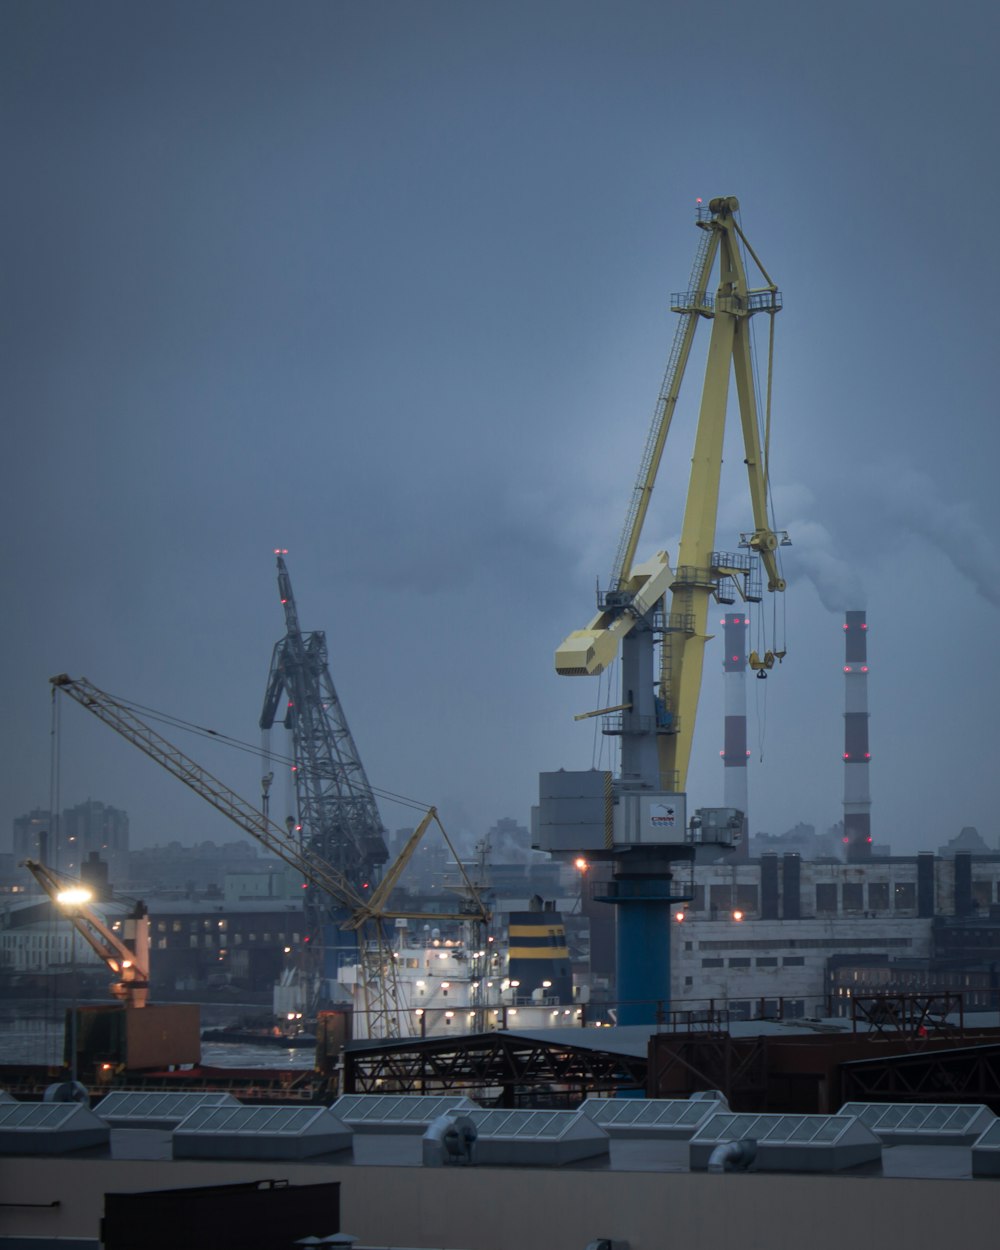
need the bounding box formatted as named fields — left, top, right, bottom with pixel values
left=422, top=1113, right=478, bottom=1167
left=690, top=1112, right=881, bottom=1172
left=458, top=1108, right=609, bottom=1167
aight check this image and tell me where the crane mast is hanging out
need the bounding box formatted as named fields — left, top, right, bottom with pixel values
left=260, top=553, right=388, bottom=884
left=543, top=197, right=789, bottom=1026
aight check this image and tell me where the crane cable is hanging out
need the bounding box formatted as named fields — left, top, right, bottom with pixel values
left=78, top=688, right=434, bottom=817
left=738, top=208, right=787, bottom=662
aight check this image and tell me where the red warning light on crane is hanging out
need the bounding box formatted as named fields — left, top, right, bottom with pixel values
left=274, top=548, right=288, bottom=555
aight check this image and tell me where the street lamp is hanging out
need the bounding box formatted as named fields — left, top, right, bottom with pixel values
left=56, top=886, right=93, bottom=1090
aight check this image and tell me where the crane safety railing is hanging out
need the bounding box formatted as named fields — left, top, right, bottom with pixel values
left=670, top=288, right=782, bottom=315
left=601, top=713, right=678, bottom=738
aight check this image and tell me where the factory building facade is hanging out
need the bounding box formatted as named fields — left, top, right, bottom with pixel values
left=668, top=851, right=1000, bottom=1018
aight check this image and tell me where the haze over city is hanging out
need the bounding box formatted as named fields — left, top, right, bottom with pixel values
left=4, top=1, right=999, bottom=856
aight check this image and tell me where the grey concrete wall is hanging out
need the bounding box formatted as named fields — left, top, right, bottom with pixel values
left=0, top=1155, right=996, bottom=1250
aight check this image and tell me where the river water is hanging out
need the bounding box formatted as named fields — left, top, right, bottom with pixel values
left=0, top=1000, right=315, bottom=1070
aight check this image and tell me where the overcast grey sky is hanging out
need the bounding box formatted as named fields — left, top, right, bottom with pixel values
left=4, top=0, right=999, bottom=856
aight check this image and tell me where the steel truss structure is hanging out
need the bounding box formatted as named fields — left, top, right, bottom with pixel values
left=648, top=1032, right=768, bottom=1108
left=839, top=1042, right=1000, bottom=1112
left=343, top=1032, right=649, bottom=1107
left=849, top=992, right=965, bottom=1038
left=261, top=554, right=388, bottom=887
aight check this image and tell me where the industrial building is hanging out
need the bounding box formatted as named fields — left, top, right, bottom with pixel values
left=2, top=1087, right=1000, bottom=1250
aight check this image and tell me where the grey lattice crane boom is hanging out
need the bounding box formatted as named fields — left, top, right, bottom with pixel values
left=260, top=552, right=389, bottom=884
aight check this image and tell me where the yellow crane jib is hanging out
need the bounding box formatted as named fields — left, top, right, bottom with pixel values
left=555, top=551, right=673, bottom=676
left=554, top=195, right=789, bottom=795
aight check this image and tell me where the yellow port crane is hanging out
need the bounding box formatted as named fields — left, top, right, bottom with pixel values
left=49, top=674, right=489, bottom=1039
left=556, top=195, right=788, bottom=793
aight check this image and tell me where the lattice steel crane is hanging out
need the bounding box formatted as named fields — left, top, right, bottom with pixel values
left=260, top=551, right=389, bottom=885
left=49, top=675, right=488, bottom=1038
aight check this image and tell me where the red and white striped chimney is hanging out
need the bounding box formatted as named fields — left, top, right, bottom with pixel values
left=843, top=610, right=872, bottom=861
left=722, top=612, right=749, bottom=859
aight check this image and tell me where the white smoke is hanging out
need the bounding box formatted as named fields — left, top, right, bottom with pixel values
left=781, top=517, right=867, bottom=613
left=868, top=465, right=1000, bottom=609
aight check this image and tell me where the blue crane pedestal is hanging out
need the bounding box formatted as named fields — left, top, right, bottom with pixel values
left=594, top=849, right=693, bottom=1027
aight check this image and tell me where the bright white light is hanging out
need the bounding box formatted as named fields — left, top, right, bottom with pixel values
left=56, top=887, right=92, bottom=907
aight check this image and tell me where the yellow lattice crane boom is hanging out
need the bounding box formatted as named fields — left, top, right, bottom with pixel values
left=556, top=195, right=787, bottom=794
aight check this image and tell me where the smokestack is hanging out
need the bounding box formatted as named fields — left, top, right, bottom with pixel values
left=843, top=610, right=872, bottom=861
left=722, top=612, right=749, bottom=860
